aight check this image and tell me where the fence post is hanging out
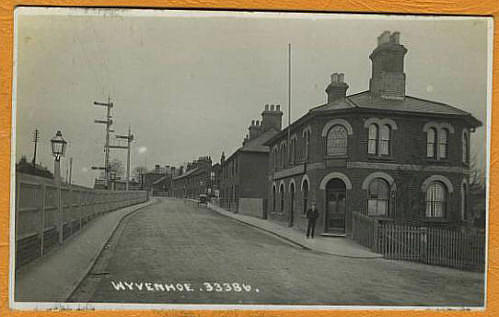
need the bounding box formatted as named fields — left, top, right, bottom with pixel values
left=373, top=219, right=379, bottom=252
left=40, top=183, right=46, bottom=256
left=79, top=189, right=83, bottom=231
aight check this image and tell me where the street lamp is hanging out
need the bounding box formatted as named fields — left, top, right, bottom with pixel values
left=50, top=130, right=67, bottom=162
left=50, top=130, right=67, bottom=244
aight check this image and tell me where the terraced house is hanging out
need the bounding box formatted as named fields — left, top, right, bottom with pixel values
left=264, top=31, right=481, bottom=236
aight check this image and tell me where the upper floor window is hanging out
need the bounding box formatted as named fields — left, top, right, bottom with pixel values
left=425, top=181, right=447, bottom=218
left=327, top=125, right=347, bottom=155
left=439, top=128, right=449, bottom=159
left=367, top=119, right=394, bottom=156
left=281, top=143, right=287, bottom=168
left=304, top=130, right=311, bottom=160
left=424, top=122, right=455, bottom=160
left=274, top=148, right=279, bottom=170
left=379, top=125, right=391, bottom=155
left=367, top=178, right=389, bottom=216
left=462, top=130, right=469, bottom=164
left=290, top=138, right=297, bottom=164
left=426, top=127, right=437, bottom=158
left=368, top=124, right=378, bottom=154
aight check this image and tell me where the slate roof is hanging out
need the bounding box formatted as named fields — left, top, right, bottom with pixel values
left=240, top=129, right=279, bottom=153
left=224, top=128, right=279, bottom=163
left=311, top=91, right=475, bottom=118
left=265, top=91, right=481, bottom=146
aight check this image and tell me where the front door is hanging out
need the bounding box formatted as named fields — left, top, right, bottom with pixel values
left=326, top=179, right=346, bottom=233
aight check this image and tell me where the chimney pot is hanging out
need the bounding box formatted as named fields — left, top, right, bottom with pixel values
left=339, top=73, right=344, bottom=83
left=265, top=104, right=269, bottom=111
left=270, top=104, right=275, bottom=111
left=256, top=120, right=260, bottom=126
left=276, top=105, right=280, bottom=111
left=251, top=120, right=255, bottom=126
left=391, top=31, right=400, bottom=44
left=331, top=73, right=338, bottom=83
left=378, top=30, right=391, bottom=46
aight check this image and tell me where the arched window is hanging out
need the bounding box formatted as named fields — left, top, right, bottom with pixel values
left=290, top=138, right=296, bottom=164
left=281, top=143, right=286, bottom=168
left=280, top=184, right=285, bottom=212
left=368, top=123, right=378, bottom=154
left=463, top=131, right=469, bottom=164
left=304, top=130, right=311, bottom=160
left=439, top=128, right=449, bottom=159
left=379, top=125, right=391, bottom=155
left=425, top=182, right=447, bottom=218
left=272, top=185, right=276, bottom=211
left=327, top=125, right=347, bottom=155
left=302, top=180, right=309, bottom=214
left=427, top=127, right=437, bottom=158
left=367, top=178, right=389, bottom=216
left=274, top=148, right=279, bottom=170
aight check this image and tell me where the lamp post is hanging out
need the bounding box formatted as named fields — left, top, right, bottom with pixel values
left=51, top=130, right=67, bottom=244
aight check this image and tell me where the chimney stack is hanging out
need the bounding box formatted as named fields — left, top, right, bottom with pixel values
left=261, top=104, right=283, bottom=132
left=326, top=72, right=349, bottom=103
left=369, top=31, right=407, bottom=100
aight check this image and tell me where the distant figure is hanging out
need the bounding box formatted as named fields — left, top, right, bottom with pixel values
left=306, top=201, right=319, bottom=239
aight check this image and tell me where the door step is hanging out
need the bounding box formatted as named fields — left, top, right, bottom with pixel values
left=320, top=233, right=346, bottom=238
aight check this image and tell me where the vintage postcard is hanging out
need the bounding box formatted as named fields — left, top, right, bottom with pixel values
left=10, top=7, right=492, bottom=311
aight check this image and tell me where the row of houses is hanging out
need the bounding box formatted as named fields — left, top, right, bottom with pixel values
left=169, top=31, right=483, bottom=238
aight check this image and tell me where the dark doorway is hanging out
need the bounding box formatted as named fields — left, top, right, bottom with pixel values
left=289, top=183, right=295, bottom=227
left=325, top=179, right=346, bottom=233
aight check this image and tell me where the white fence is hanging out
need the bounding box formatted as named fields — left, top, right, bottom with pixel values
left=15, top=173, right=148, bottom=268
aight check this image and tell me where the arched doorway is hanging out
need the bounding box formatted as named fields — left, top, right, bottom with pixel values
left=326, top=179, right=346, bottom=233
left=289, top=183, right=295, bottom=227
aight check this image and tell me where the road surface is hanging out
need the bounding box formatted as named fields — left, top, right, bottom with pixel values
left=70, top=198, right=484, bottom=306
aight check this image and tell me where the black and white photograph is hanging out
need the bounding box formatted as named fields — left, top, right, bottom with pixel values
left=11, top=7, right=491, bottom=310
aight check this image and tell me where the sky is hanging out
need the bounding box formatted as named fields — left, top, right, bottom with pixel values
left=14, top=8, right=491, bottom=187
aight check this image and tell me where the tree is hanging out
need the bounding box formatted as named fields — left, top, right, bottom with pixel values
left=133, top=166, right=147, bottom=183
left=109, top=159, right=125, bottom=179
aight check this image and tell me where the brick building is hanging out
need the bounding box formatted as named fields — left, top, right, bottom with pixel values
left=171, top=156, right=212, bottom=198
left=264, top=31, right=481, bottom=236
left=219, top=105, right=282, bottom=217
left=142, top=165, right=170, bottom=193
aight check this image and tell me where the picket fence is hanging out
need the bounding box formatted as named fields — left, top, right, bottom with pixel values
left=352, top=212, right=485, bottom=271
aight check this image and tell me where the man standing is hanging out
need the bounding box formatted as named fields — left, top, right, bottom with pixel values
left=306, top=201, right=319, bottom=239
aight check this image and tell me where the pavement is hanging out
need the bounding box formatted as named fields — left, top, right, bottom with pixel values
left=207, top=202, right=382, bottom=259
left=15, top=198, right=157, bottom=302
left=70, top=198, right=483, bottom=306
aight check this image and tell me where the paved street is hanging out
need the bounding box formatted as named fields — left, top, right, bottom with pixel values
left=70, top=198, right=484, bottom=306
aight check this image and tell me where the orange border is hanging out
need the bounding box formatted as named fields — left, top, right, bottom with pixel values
left=0, top=1, right=497, bottom=316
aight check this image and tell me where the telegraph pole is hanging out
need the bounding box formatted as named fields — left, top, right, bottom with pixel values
left=93, top=97, right=113, bottom=189
left=32, top=129, right=39, bottom=167
left=69, top=157, right=73, bottom=185
left=113, top=126, right=134, bottom=191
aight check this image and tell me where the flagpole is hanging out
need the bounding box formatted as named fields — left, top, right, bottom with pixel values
left=287, top=43, right=291, bottom=165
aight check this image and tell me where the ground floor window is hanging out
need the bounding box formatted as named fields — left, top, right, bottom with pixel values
left=425, top=181, right=447, bottom=218
left=302, top=180, right=309, bottom=214
left=280, top=184, right=285, bottom=212
left=272, top=185, right=276, bottom=211
left=367, top=178, right=389, bottom=216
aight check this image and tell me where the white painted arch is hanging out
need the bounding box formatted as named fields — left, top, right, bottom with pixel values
left=321, top=119, right=353, bottom=137
left=278, top=180, right=286, bottom=193
left=363, top=117, right=398, bottom=130
left=361, top=171, right=397, bottom=190
left=289, top=178, right=296, bottom=192
left=302, top=125, right=312, bottom=137
left=319, top=172, right=353, bottom=190
left=421, top=175, right=454, bottom=193
left=301, top=174, right=310, bottom=191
